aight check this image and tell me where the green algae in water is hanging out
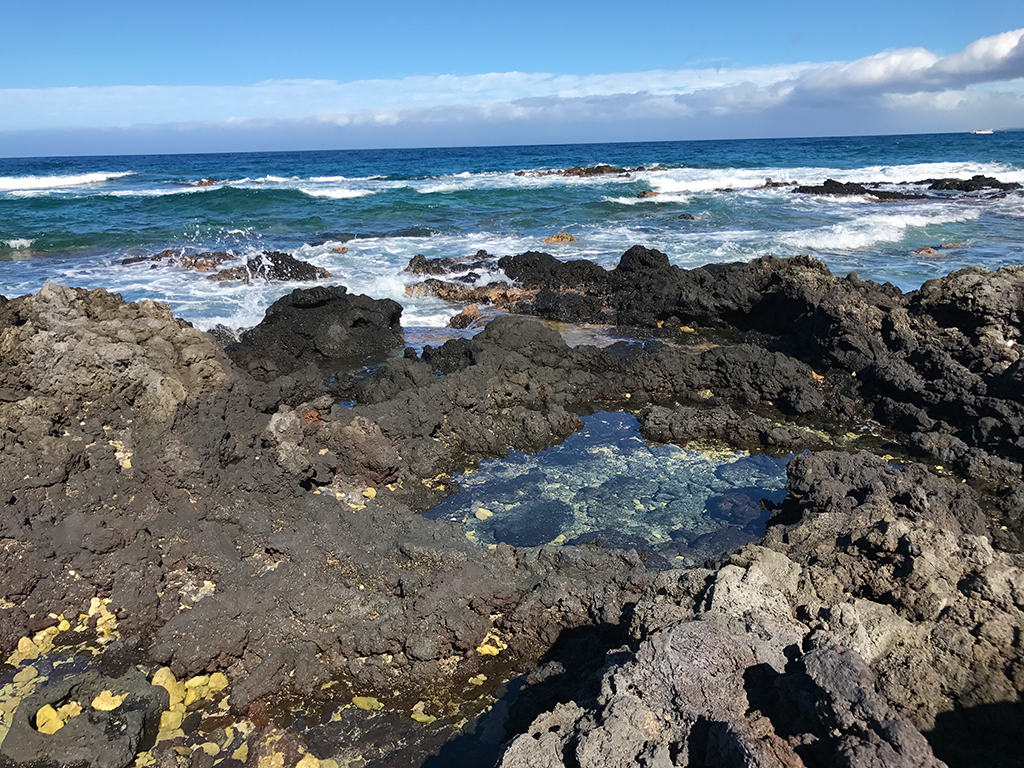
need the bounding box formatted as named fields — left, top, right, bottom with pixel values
left=426, top=412, right=792, bottom=566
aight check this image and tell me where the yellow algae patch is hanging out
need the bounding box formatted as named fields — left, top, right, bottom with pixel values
left=92, top=690, right=126, bottom=711
left=474, top=507, right=493, bottom=521
left=468, top=674, right=487, bottom=686
left=362, top=486, right=376, bottom=499
left=296, top=755, right=321, bottom=768
left=199, top=743, right=220, bottom=757
left=352, top=696, right=384, bottom=711
left=550, top=534, right=566, bottom=545
left=232, top=743, right=250, bottom=762
left=347, top=503, right=366, bottom=511
left=411, top=701, right=436, bottom=724
left=476, top=631, right=507, bottom=657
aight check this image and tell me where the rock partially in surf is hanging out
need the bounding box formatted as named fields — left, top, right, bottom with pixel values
left=678, top=213, right=697, bottom=220
left=543, top=232, right=577, bottom=244
left=227, top=285, right=403, bottom=380
left=794, top=178, right=915, bottom=200
left=916, top=246, right=940, bottom=255
left=211, top=250, right=332, bottom=283
left=636, top=191, right=658, bottom=198
left=925, top=175, right=1022, bottom=192
left=560, top=165, right=628, bottom=177
left=448, top=303, right=483, bottom=329
left=498, top=251, right=608, bottom=291
left=406, top=251, right=493, bottom=276
left=406, top=278, right=527, bottom=306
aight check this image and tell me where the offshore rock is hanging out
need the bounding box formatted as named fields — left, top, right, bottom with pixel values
left=793, top=178, right=916, bottom=200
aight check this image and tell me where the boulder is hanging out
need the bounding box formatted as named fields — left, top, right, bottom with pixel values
left=227, top=285, right=403, bottom=380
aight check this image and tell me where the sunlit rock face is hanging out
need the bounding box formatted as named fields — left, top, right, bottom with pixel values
left=425, top=412, right=791, bottom=567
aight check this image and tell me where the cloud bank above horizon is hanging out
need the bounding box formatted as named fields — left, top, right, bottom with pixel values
left=2, top=27, right=1023, bottom=156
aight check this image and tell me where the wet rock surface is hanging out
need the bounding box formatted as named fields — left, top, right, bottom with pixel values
left=2, top=250, right=1024, bottom=766
left=122, top=249, right=332, bottom=283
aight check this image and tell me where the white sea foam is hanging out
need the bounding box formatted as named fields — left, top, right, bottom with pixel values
left=300, top=188, right=376, bottom=199
left=0, top=171, right=133, bottom=192
left=604, top=193, right=691, bottom=205
left=2, top=238, right=34, bottom=250
left=778, top=208, right=981, bottom=252
left=308, top=175, right=385, bottom=182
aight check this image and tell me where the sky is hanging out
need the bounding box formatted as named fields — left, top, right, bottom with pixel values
left=1, top=0, right=1023, bottom=156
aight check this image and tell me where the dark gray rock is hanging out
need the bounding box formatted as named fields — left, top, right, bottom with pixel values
left=1, top=669, right=168, bottom=768
left=227, top=285, right=404, bottom=380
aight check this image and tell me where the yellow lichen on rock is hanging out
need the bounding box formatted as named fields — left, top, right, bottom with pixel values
left=468, top=674, right=487, bottom=685
left=152, top=666, right=186, bottom=707
left=88, top=597, right=118, bottom=639
left=35, top=704, right=63, bottom=734
left=159, top=709, right=184, bottom=732
left=92, top=690, right=126, bottom=711
left=352, top=696, right=384, bottom=711
left=207, top=672, right=229, bottom=692
left=362, top=486, right=376, bottom=499
left=474, top=507, right=493, bottom=521
left=12, top=666, right=37, bottom=685
left=476, top=630, right=507, bottom=656
left=107, top=439, right=133, bottom=469
left=232, top=743, right=250, bottom=762
left=296, top=755, right=321, bottom=768
left=411, top=701, right=436, bottom=724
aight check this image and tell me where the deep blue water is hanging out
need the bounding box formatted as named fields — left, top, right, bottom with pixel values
left=1, top=133, right=1022, bottom=330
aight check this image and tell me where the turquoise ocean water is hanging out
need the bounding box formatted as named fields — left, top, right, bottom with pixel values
left=1, top=132, right=1022, bottom=332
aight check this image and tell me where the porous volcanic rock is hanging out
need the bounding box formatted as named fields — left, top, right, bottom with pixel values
left=1, top=669, right=168, bottom=768
left=498, top=450, right=1024, bottom=768
left=5, top=252, right=1024, bottom=767
left=793, top=178, right=916, bottom=200
left=226, top=285, right=404, bottom=381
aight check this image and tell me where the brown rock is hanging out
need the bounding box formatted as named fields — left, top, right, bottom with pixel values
left=195, top=177, right=217, bottom=187
left=916, top=247, right=940, bottom=255
left=636, top=191, right=659, bottom=199
left=331, top=246, right=349, bottom=254
left=448, top=303, right=482, bottom=329
left=544, top=232, right=577, bottom=245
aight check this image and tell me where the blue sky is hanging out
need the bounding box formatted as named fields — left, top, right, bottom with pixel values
left=2, top=0, right=1023, bottom=156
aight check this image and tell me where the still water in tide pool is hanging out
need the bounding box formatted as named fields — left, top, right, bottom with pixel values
left=424, top=412, right=792, bottom=567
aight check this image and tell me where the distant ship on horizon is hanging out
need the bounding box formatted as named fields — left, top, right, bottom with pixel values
left=971, top=129, right=995, bottom=134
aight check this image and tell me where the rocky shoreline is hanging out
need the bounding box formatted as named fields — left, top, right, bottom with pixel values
left=1, top=248, right=1023, bottom=767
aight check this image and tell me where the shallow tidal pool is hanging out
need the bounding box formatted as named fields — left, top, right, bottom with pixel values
left=425, top=411, right=793, bottom=567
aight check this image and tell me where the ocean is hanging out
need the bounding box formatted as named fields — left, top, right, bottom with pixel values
left=1, top=132, right=1022, bottom=334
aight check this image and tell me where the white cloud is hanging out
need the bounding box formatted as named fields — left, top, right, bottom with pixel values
left=2, top=28, right=1023, bottom=150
